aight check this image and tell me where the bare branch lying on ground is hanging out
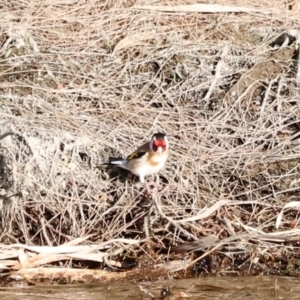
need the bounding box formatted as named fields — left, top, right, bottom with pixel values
left=134, top=3, right=271, bottom=13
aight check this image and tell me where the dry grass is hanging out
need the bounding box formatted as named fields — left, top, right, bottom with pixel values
left=0, top=0, right=300, bottom=279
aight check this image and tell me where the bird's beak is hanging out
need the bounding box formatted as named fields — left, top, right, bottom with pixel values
left=157, top=146, right=163, bottom=154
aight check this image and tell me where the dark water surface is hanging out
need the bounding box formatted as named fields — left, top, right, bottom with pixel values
left=0, top=276, right=298, bottom=299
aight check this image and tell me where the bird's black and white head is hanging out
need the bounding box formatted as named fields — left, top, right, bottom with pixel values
left=150, top=133, right=169, bottom=154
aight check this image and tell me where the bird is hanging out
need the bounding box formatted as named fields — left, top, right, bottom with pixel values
left=103, top=132, right=169, bottom=191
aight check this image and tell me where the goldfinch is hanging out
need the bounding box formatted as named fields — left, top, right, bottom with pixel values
left=104, top=133, right=169, bottom=184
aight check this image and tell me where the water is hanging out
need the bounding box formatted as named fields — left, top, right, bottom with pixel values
left=0, top=276, right=298, bottom=299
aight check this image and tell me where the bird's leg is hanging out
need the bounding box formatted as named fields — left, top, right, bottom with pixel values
left=145, top=181, right=152, bottom=194
left=139, top=175, right=153, bottom=195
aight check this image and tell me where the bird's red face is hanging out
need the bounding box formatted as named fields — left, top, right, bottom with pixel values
left=153, top=139, right=167, bottom=153
left=151, top=133, right=168, bottom=154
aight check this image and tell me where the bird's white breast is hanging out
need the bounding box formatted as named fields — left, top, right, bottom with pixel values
left=143, top=161, right=165, bottom=176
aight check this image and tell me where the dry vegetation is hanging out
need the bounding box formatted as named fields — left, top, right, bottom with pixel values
left=1, top=0, right=300, bottom=283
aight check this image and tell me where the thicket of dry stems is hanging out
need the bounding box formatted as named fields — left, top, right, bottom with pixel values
left=0, top=0, right=300, bottom=275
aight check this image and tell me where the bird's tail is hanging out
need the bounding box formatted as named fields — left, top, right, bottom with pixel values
left=102, top=157, right=126, bottom=166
